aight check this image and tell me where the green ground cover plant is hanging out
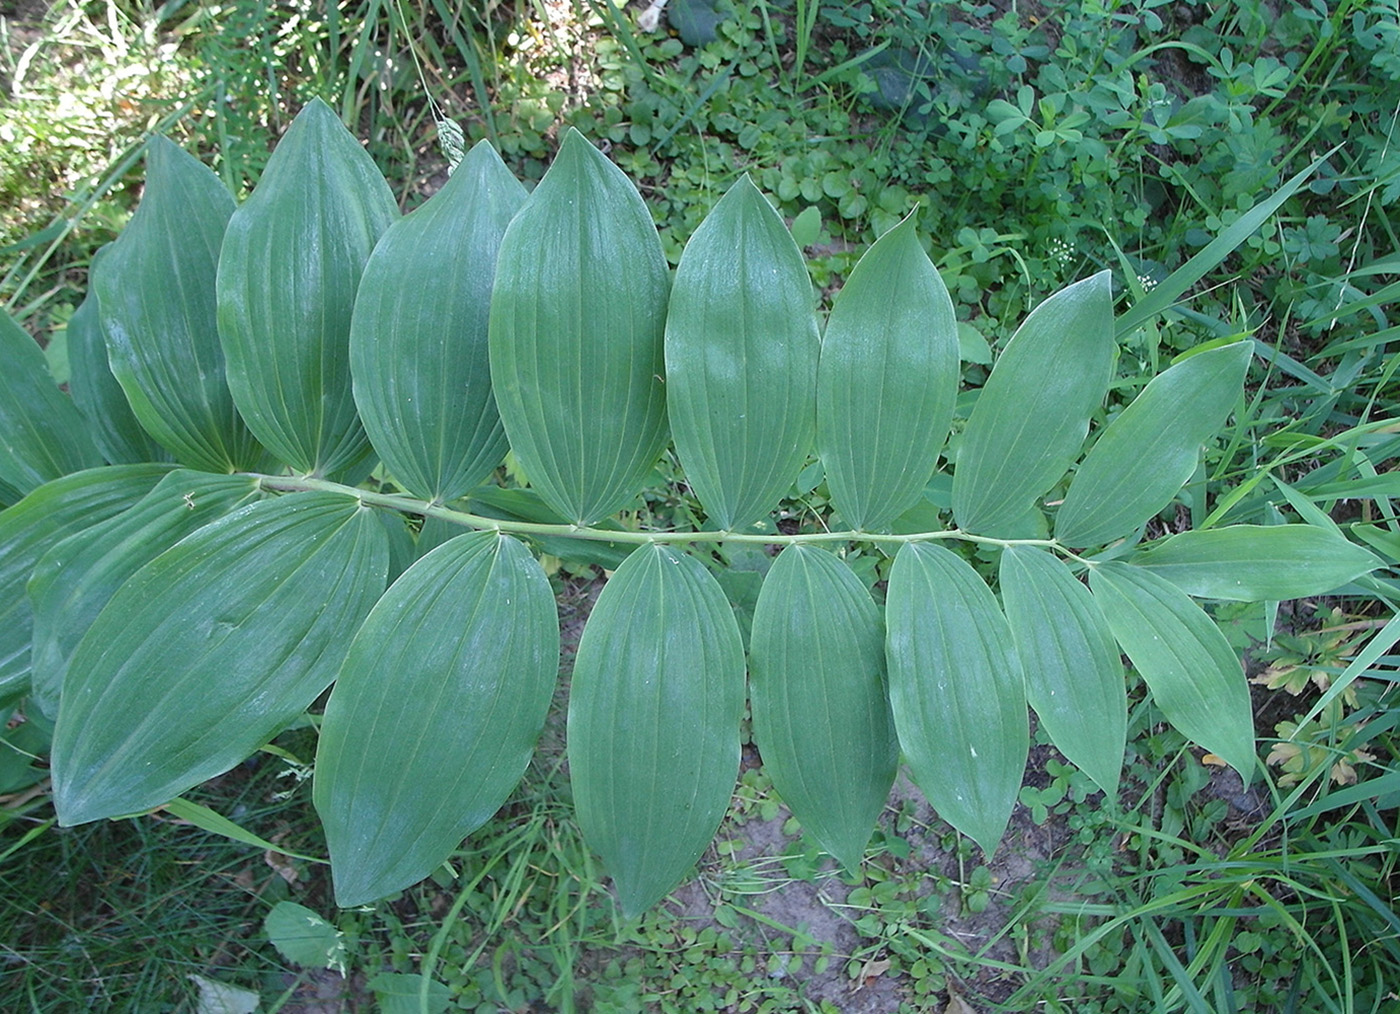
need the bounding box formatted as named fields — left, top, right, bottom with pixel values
left=3, top=1, right=1399, bottom=1011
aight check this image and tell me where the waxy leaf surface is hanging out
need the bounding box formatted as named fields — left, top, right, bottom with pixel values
left=749, top=545, right=896, bottom=870
left=1090, top=562, right=1254, bottom=779
left=1056, top=342, right=1251, bottom=547
left=664, top=175, right=819, bottom=530
left=94, top=137, right=266, bottom=472
left=218, top=98, right=397, bottom=476
left=568, top=544, right=744, bottom=916
left=886, top=541, right=1028, bottom=854
left=1000, top=546, right=1125, bottom=795
left=953, top=272, right=1113, bottom=537
left=817, top=214, right=958, bottom=531
left=351, top=141, right=526, bottom=502
left=489, top=129, right=670, bottom=525
left=316, top=531, right=559, bottom=906
left=0, top=464, right=171, bottom=695
left=52, top=492, right=389, bottom=825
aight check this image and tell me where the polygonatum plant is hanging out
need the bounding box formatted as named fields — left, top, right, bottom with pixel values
left=0, top=99, right=1381, bottom=917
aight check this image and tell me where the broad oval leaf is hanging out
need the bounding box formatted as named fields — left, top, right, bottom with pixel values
left=27, top=470, right=262, bottom=717
left=952, top=272, right=1114, bottom=537
left=0, top=307, right=103, bottom=493
left=999, top=546, right=1125, bottom=796
left=52, top=491, right=390, bottom=825
left=749, top=544, right=897, bottom=871
left=315, top=531, right=559, bottom=906
left=351, top=140, right=526, bottom=502
left=817, top=213, right=958, bottom=531
left=1132, top=524, right=1379, bottom=601
left=218, top=98, right=398, bottom=476
left=567, top=544, right=745, bottom=916
left=488, top=128, right=670, bottom=525
left=664, top=175, right=819, bottom=530
left=0, top=464, right=171, bottom=695
left=1089, top=562, right=1255, bottom=780
left=94, top=136, right=267, bottom=473
left=886, top=541, right=1028, bottom=854
left=65, top=262, right=168, bottom=465
left=1056, top=342, right=1251, bottom=547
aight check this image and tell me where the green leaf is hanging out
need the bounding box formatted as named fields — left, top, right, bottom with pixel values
left=264, top=901, right=347, bottom=972
left=567, top=544, right=745, bottom=916
left=999, top=547, right=1125, bottom=796
left=488, top=128, right=670, bottom=525
left=0, top=464, right=171, bottom=695
left=748, top=545, right=897, bottom=871
left=52, top=491, right=389, bottom=825
left=1056, top=342, right=1251, bottom=547
left=367, top=973, right=453, bottom=1014
left=1090, top=562, right=1254, bottom=780
left=64, top=260, right=168, bottom=464
left=465, top=485, right=635, bottom=570
left=218, top=98, right=398, bottom=476
left=164, top=797, right=325, bottom=863
left=27, top=470, right=262, bottom=717
left=315, top=531, right=559, bottom=906
left=0, top=307, right=103, bottom=494
left=664, top=175, right=819, bottom=530
left=351, top=140, right=526, bottom=502
left=94, top=137, right=267, bottom=473
left=952, top=272, right=1114, bottom=537
left=817, top=213, right=958, bottom=531
left=1132, top=525, right=1379, bottom=601
left=885, top=541, right=1028, bottom=855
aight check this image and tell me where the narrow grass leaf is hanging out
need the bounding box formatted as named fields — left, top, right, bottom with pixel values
left=0, top=464, right=171, bottom=695
left=27, top=470, right=262, bottom=717
left=0, top=307, right=102, bottom=493
left=52, top=492, right=389, bottom=825
left=164, top=797, right=325, bottom=863
left=218, top=98, right=398, bottom=476
left=351, top=140, right=526, bottom=502
left=749, top=545, right=897, bottom=871
left=953, top=272, right=1114, bottom=537
left=315, top=531, right=559, bottom=906
left=1090, top=562, right=1254, bottom=780
left=999, top=547, right=1125, bottom=796
left=1133, top=525, right=1379, bottom=601
left=817, top=213, right=958, bottom=531
left=568, top=544, right=745, bottom=916
left=886, top=541, right=1028, bottom=855
left=1056, top=342, right=1251, bottom=547
left=64, top=262, right=168, bottom=464
left=664, top=175, right=819, bottom=530
left=94, top=137, right=267, bottom=473
left=489, top=129, right=670, bottom=525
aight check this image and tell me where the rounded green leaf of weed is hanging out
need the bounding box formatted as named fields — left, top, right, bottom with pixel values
left=817, top=213, right=958, bottom=531
left=0, top=307, right=103, bottom=494
left=218, top=98, right=398, bottom=476
left=567, top=544, right=745, bottom=916
left=749, top=544, right=896, bottom=871
left=51, top=492, right=389, bottom=825
left=315, top=531, right=559, bottom=906
left=663, top=175, right=817, bottom=529
left=886, top=541, right=1028, bottom=855
left=1132, top=524, right=1379, bottom=601
left=952, top=272, right=1114, bottom=537
left=0, top=464, right=172, bottom=696
left=351, top=141, right=526, bottom=502
left=1090, top=562, right=1255, bottom=780
left=1056, top=342, right=1251, bottom=547
left=95, top=137, right=267, bottom=473
left=65, top=260, right=168, bottom=465
left=1000, top=547, right=1125, bottom=796
left=488, top=128, right=670, bottom=525
left=664, top=175, right=819, bottom=531
left=27, top=470, right=261, bottom=717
